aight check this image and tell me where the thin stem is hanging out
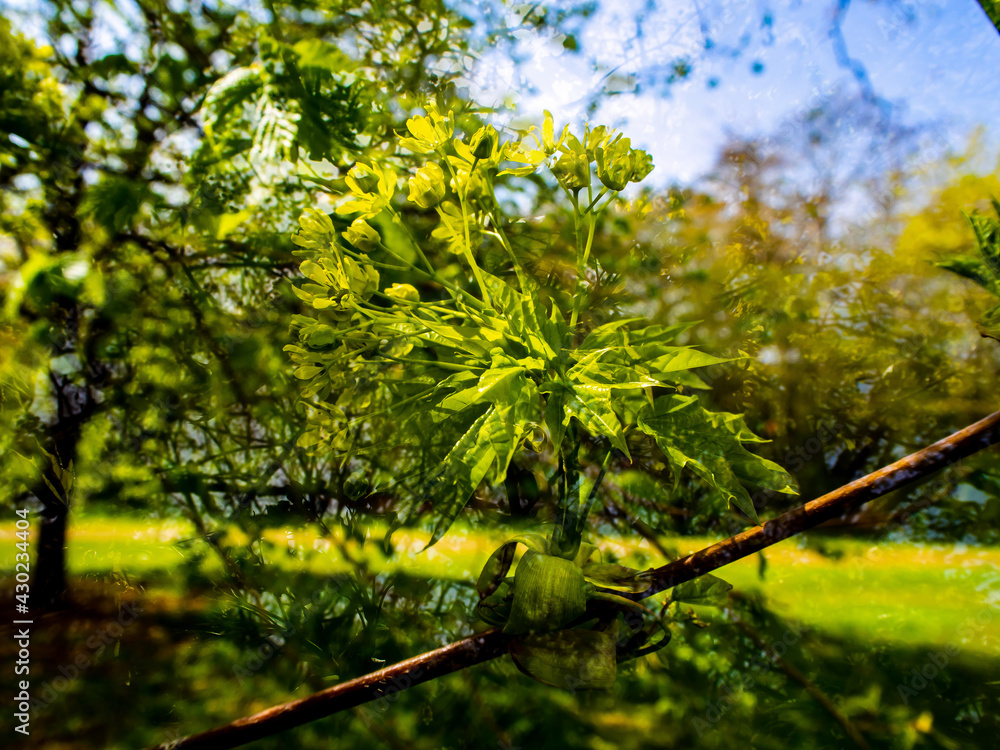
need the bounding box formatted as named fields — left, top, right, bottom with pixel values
left=385, top=209, right=437, bottom=276
left=443, top=158, right=491, bottom=305
left=580, top=197, right=598, bottom=271
left=569, top=192, right=585, bottom=330
left=374, top=354, right=478, bottom=371
left=483, top=172, right=529, bottom=292
left=576, top=448, right=614, bottom=538
left=585, top=188, right=609, bottom=213
left=343, top=384, right=440, bottom=425
left=338, top=244, right=411, bottom=272
left=373, top=235, right=484, bottom=312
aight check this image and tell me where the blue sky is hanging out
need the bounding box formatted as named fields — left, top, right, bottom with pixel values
left=8, top=0, right=999, bottom=190
left=462, top=0, right=1000, bottom=185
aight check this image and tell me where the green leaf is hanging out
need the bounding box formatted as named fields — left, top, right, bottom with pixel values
left=417, top=361, right=541, bottom=545
left=439, top=366, right=526, bottom=412
left=482, top=272, right=559, bottom=360
left=582, top=562, right=652, bottom=593
left=293, top=38, right=351, bottom=72
left=978, top=302, right=1000, bottom=341
left=934, top=255, right=999, bottom=294
left=477, top=578, right=514, bottom=626
left=509, top=629, right=617, bottom=690
left=503, top=551, right=589, bottom=635
left=670, top=573, right=733, bottom=607
left=564, top=387, right=631, bottom=460
left=637, top=395, right=797, bottom=523
left=657, top=369, right=711, bottom=390
left=418, top=408, right=497, bottom=548
left=578, top=320, right=698, bottom=352
left=481, top=401, right=522, bottom=485
left=293, top=364, right=323, bottom=379
left=414, top=319, right=502, bottom=357
left=643, top=346, right=733, bottom=374
left=968, top=201, right=1000, bottom=280
left=431, top=200, right=481, bottom=254
left=579, top=317, right=647, bottom=344
left=476, top=534, right=549, bottom=598
left=569, top=360, right=663, bottom=397
left=82, top=176, right=151, bottom=234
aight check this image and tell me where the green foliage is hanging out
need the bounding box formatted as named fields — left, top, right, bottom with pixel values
left=5, top=0, right=1000, bottom=742
left=286, top=109, right=799, bottom=688
left=637, top=395, right=796, bottom=522
left=935, top=198, right=1000, bottom=340
left=288, top=110, right=795, bottom=567
left=0, top=0, right=483, bottom=613
left=979, top=1, right=1000, bottom=33
left=608, top=125, right=1000, bottom=541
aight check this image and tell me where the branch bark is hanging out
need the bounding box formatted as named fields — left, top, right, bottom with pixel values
left=634, top=409, right=1000, bottom=599
left=150, top=410, right=1000, bottom=750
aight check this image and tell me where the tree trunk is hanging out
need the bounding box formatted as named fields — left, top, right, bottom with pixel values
left=27, top=376, right=95, bottom=613
left=31, top=502, right=69, bottom=611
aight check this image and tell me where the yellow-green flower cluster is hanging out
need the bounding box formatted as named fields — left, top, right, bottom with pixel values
left=291, top=209, right=379, bottom=313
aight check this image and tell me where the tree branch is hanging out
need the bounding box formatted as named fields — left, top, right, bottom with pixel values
left=153, top=631, right=509, bottom=750
left=149, top=410, right=1000, bottom=750
left=634, top=409, right=1000, bottom=599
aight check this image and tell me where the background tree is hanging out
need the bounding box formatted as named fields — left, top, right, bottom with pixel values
left=0, top=0, right=472, bottom=609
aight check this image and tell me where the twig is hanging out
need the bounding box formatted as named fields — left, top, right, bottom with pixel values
left=148, top=410, right=1000, bottom=750
left=732, top=617, right=871, bottom=750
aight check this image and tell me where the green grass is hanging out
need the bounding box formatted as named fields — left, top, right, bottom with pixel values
left=2, top=516, right=998, bottom=656
left=3, top=515, right=999, bottom=750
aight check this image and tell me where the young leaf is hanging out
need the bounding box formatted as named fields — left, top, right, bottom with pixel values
left=508, top=629, right=617, bottom=690
left=476, top=534, right=549, bottom=598
left=582, top=562, right=652, bottom=593
left=563, top=387, right=631, bottom=460
left=979, top=302, right=1000, bottom=341
left=417, top=408, right=497, bottom=548
left=934, top=255, right=999, bottom=294
left=670, top=573, right=733, bottom=607
left=637, top=395, right=797, bottom=523
left=503, top=550, right=589, bottom=635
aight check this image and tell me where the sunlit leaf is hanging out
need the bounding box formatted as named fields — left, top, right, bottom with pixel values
left=637, top=395, right=797, bottom=523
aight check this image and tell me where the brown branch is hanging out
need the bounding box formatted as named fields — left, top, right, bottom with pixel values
left=152, top=631, right=509, bottom=750
left=149, top=410, right=1000, bottom=750
left=635, top=409, right=1000, bottom=599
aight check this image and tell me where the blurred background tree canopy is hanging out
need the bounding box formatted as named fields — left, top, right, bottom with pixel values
left=1, top=1, right=1000, bottom=749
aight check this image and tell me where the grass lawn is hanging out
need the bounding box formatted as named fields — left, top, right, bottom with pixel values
left=2, top=515, right=998, bottom=656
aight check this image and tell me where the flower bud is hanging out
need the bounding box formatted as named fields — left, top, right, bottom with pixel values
left=346, top=163, right=380, bottom=194
left=408, top=162, right=447, bottom=209
left=385, top=283, right=420, bottom=304
left=342, top=218, right=380, bottom=252
left=630, top=149, right=654, bottom=183
left=469, top=124, right=499, bottom=160
left=595, top=136, right=635, bottom=191
left=584, top=125, right=609, bottom=159
left=551, top=135, right=590, bottom=192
